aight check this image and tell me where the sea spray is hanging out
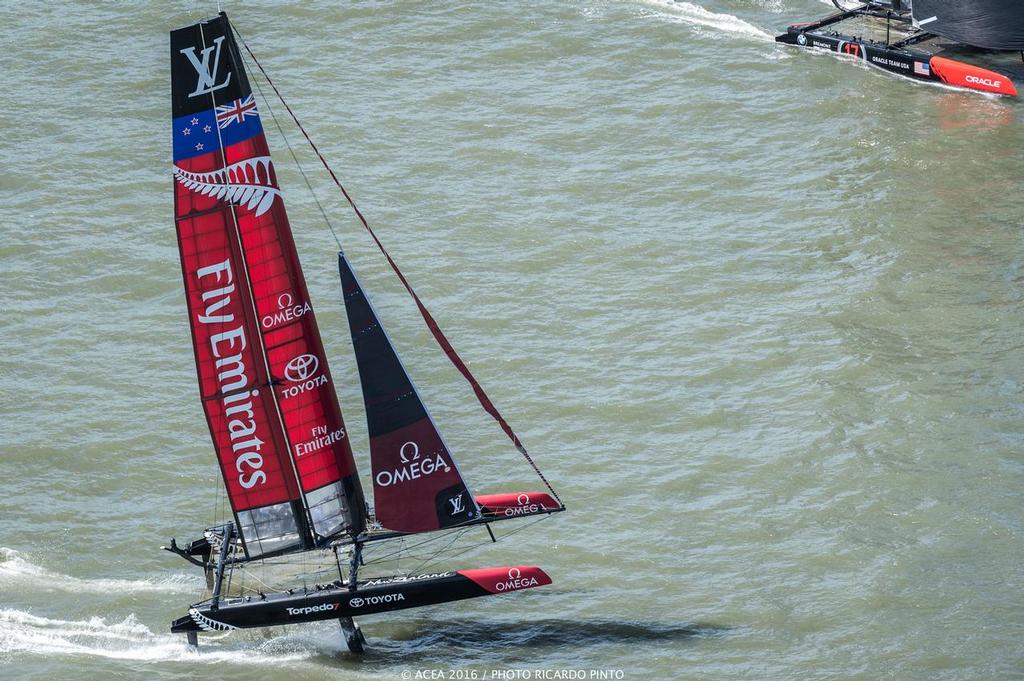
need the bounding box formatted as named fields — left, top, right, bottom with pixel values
left=0, top=609, right=313, bottom=665
left=0, top=547, right=199, bottom=594
left=637, top=0, right=773, bottom=41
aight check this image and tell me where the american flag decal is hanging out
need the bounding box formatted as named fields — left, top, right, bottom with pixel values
left=914, top=61, right=931, bottom=76
left=216, top=94, right=259, bottom=128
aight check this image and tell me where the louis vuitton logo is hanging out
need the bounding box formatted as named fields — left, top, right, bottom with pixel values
left=180, top=35, right=232, bottom=98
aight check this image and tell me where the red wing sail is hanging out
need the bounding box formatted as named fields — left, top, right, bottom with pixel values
left=224, top=128, right=366, bottom=541
left=338, top=253, right=479, bottom=533
left=174, top=204, right=305, bottom=558
left=171, top=13, right=365, bottom=553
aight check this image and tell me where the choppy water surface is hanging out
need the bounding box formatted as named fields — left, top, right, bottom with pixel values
left=2, top=1, right=1022, bottom=679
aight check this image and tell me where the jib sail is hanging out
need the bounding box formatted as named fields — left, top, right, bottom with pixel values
left=912, top=0, right=1024, bottom=50
left=338, top=252, right=479, bottom=533
left=171, top=13, right=365, bottom=554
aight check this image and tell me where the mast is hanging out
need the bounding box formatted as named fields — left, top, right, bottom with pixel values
left=170, top=13, right=365, bottom=556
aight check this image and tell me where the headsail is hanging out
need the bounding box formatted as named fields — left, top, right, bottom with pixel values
left=338, top=252, right=479, bottom=533
left=912, top=0, right=1024, bottom=50
left=171, top=13, right=365, bottom=555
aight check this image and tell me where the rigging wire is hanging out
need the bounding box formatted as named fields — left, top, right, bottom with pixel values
left=219, top=513, right=550, bottom=597
left=245, top=60, right=345, bottom=252
left=362, top=528, right=473, bottom=570
left=233, top=27, right=564, bottom=508
left=398, top=529, right=471, bottom=576
left=414, top=516, right=551, bottom=575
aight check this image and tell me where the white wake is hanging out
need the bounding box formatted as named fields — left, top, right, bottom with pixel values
left=0, top=547, right=200, bottom=594
left=637, top=0, right=773, bottom=41
left=0, top=609, right=311, bottom=665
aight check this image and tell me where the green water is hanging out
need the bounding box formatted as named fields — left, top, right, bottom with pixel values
left=1, top=1, right=1022, bottom=679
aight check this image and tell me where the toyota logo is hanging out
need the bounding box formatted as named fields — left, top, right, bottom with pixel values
left=284, top=354, right=319, bottom=382
left=349, top=597, right=364, bottom=608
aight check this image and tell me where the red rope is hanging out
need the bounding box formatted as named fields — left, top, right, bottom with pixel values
left=238, top=36, right=563, bottom=508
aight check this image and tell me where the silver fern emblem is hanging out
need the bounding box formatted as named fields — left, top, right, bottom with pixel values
left=174, top=156, right=281, bottom=217
left=188, top=607, right=237, bottom=631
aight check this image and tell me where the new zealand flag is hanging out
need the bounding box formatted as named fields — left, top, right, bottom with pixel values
left=172, top=96, right=264, bottom=162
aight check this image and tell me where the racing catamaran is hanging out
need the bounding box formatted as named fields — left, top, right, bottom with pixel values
left=164, top=12, right=565, bottom=652
left=777, top=1, right=1020, bottom=97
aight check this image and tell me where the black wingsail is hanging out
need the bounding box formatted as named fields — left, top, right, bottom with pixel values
left=338, top=253, right=480, bottom=534
left=912, top=0, right=1024, bottom=50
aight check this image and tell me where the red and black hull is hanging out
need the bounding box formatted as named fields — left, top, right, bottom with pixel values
left=171, top=565, right=551, bottom=633
left=777, top=23, right=1018, bottom=97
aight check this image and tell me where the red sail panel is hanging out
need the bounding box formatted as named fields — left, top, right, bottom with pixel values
left=172, top=15, right=309, bottom=558
left=338, top=253, right=479, bottom=533
left=171, top=13, right=364, bottom=553
left=174, top=195, right=307, bottom=557
left=221, top=130, right=366, bottom=540
left=176, top=206, right=300, bottom=512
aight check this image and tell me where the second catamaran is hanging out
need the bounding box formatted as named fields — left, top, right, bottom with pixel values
left=164, top=12, right=564, bottom=653
left=777, top=1, right=1020, bottom=97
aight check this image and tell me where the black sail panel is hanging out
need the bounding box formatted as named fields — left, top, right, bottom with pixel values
left=338, top=252, right=478, bottom=534
left=912, top=0, right=1024, bottom=50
